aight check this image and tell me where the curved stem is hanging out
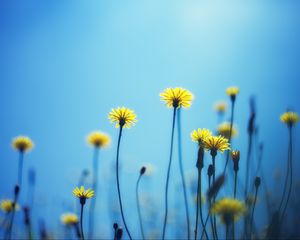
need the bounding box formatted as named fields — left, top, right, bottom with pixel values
left=136, top=174, right=145, bottom=240
left=80, top=203, right=85, bottom=240
left=89, top=148, right=99, bottom=239
left=162, top=107, right=177, bottom=240
left=177, top=109, right=190, bottom=240
left=116, top=126, right=132, bottom=239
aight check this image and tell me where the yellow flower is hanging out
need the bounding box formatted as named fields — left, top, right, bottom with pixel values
left=61, top=213, right=79, bottom=225
left=87, top=131, right=110, bottom=148
left=12, top=136, right=34, bottom=152
left=191, top=128, right=212, bottom=146
left=217, top=122, right=238, bottom=139
left=203, top=135, right=230, bottom=154
left=214, top=101, right=227, bottom=114
left=280, top=111, right=299, bottom=127
left=211, top=198, right=246, bottom=224
left=0, top=200, right=19, bottom=213
left=108, top=107, right=137, bottom=129
left=160, top=87, right=193, bottom=108
left=73, top=186, right=94, bottom=199
left=226, top=87, right=239, bottom=98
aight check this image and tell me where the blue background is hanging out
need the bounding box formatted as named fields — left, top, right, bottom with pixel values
left=0, top=1, right=300, bottom=239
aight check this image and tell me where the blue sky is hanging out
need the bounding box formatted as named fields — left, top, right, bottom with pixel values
left=0, top=1, right=300, bottom=238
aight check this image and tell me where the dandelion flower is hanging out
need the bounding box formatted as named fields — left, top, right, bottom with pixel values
left=87, top=131, right=110, bottom=148
left=108, top=107, right=137, bottom=129
left=280, top=111, right=299, bottom=127
left=217, top=122, right=238, bottom=139
left=203, top=135, right=230, bottom=154
left=214, top=101, right=227, bottom=114
left=0, top=200, right=19, bottom=213
left=226, top=86, right=239, bottom=98
left=12, top=136, right=34, bottom=152
left=211, top=198, right=246, bottom=224
left=73, top=186, right=94, bottom=200
left=191, top=128, right=212, bottom=146
left=160, top=87, right=193, bottom=108
left=61, top=213, right=79, bottom=225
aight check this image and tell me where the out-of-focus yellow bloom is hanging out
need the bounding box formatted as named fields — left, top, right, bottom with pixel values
left=217, top=122, right=238, bottom=139
left=108, top=107, right=137, bottom=129
left=211, top=198, right=246, bottom=224
left=73, top=186, right=94, bottom=199
left=0, top=200, right=19, bottom=213
left=61, top=213, right=79, bottom=225
left=280, top=111, right=299, bottom=127
left=12, top=136, right=34, bottom=152
left=226, top=87, right=239, bottom=98
left=160, top=87, right=193, bottom=108
left=87, top=131, right=110, bottom=148
left=214, top=101, right=227, bottom=114
left=203, top=135, right=230, bottom=154
left=191, top=128, right=212, bottom=146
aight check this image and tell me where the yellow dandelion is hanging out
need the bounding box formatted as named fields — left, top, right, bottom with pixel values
left=211, top=198, right=246, bottom=224
left=61, top=213, right=79, bottom=225
left=160, top=87, right=193, bottom=108
left=73, top=186, right=94, bottom=199
left=12, top=136, right=34, bottom=152
left=0, top=200, right=19, bottom=213
left=214, top=101, right=227, bottom=114
left=280, top=111, right=299, bottom=127
left=87, top=131, right=110, bottom=148
left=191, top=128, right=212, bottom=146
left=108, top=107, right=137, bottom=129
left=203, top=135, right=230, bottom=154
left=217, top=122, right=238, bottom=139
left=226, top=86, right=239, bottom=98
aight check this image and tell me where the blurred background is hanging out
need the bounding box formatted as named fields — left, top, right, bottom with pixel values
left=0, top=1, right=300, bottom=239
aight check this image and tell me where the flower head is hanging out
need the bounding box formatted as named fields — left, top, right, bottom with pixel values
left=108, top=107, right=137, bottom=129
left=217, top=122, right=238, bottom=139
left=87, top=131, right=110, bottom=148
left=160, top=87, right=193, bottom=108
left=214, top=101, right=227, bottom=114
left=0, top=200, right=19, bottom=213
left=226, top=86, right=239, bottom=100
left=231, top=150, right=240, bottom=172
left=73, top=186, right=94, bottom=200
left=61, top=213, right=79, bottom=225
left=203, top=135, right=230, bottom=155
left=280, top=111, right=299, bottom=127
left=211, top=198, right=246, bottom=224
left=12, top=136, right=34, bottom=152
left=191, top=128, right=212, bottom=146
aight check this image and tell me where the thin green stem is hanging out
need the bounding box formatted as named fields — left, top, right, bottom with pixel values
left=136, top=174, right=145, bottom=240
left=162, top=107, right=177, bottom=240
left=116, top=126, right=132, bottom=239
left=177, top=109, right=190, bottom=240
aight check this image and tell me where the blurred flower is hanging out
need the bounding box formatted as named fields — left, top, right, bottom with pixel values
left=203, top=135, right=230, bottom=154
left=280, top=111, right=299, bottom=127
left=226, top=86, right=239, bottom=98
left=143, top=163, right=156, bottom=176
left=191, top=128, right=212, bottom=146
left=12, top=136, right=34, bottom=152
left=211, top=198, right=246, bottom=224
left=0, top=200, right=19, bottom=213
left=214, top=101, right=227, bottom=114
left=160, top=87, right=193, bottom=108
left=61, top=213, right=79, bottom=226
left=217, top=122, right=238, bottom=139
left=231, top=150, right=240, bottom=172
left=87, top=131, right=111, bottom=148
left=73, top=186, right=94, bottom=200
left=108, top=107, right=137, bottom=129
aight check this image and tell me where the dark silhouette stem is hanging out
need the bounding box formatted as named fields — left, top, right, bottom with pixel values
left=80, top=203, right=85, bottom=240
left=136, top=174, right=145, bottom=240
left=212, top=154, right=218, bottom=240
left=250, top=186, right=259, bottom=236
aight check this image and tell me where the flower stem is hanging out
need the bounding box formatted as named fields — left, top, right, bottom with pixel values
left=80, top=203, right=85, bottom=240
left=177, top=109, right=190, bottom=240
left=234, top=171, right=237, bottom=199
left=250, top=184, right=259, bottom=236
left=212, top=154, right=218, bottom=240
left=88, top=147, right=99, bottom=239
left=74, top=223, right=81, bottom=239
left=225, top=224, right=229, bottom=240
left=208, top=175, right=215, bottom=240
left=116, top=126, right=132, bottom=240
left=136, top=174, right=145, bottom=240
left=162, top=107, right=177, bottom=240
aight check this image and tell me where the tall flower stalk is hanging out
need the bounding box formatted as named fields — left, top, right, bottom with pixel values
left=231, top=150, right=240, bottom=240
left=136, top=167, right=146, bottom=240
left=160, top=87, right=193, bottom=239
left=109, top=107, right=137, bottom=240
left=250, top=177, right=260, bottom=236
